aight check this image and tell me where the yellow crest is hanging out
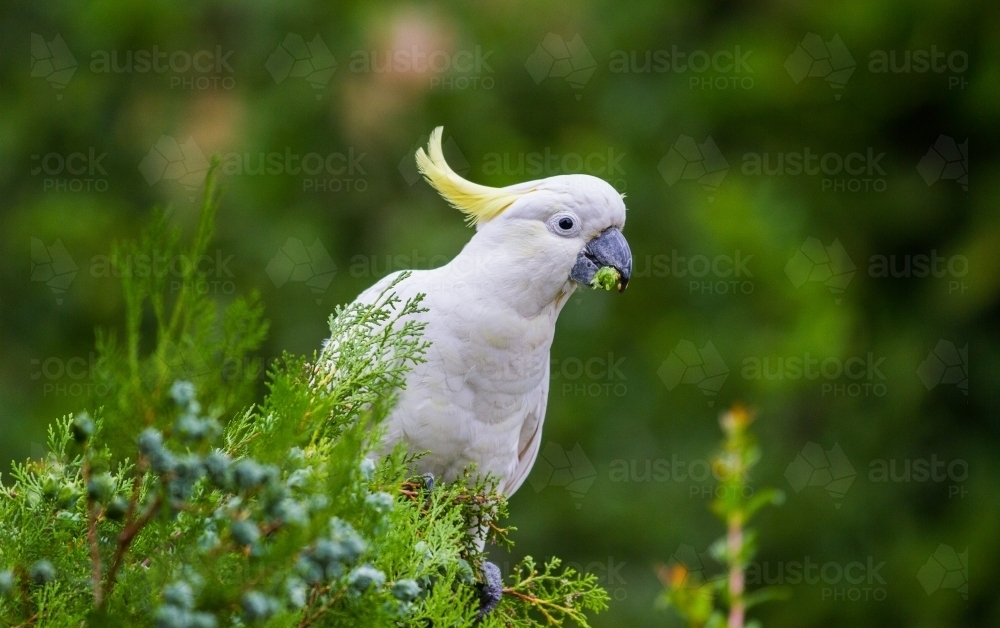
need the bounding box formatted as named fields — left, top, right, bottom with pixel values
left=416, top=127, right=526, bottom=225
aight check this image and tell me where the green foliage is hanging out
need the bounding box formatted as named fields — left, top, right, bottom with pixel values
left=658, top=406, right=787, bottom=628
left=589, top=267, right=621, bottom=292
left=0, top=170, right=607, bottom=627
left=483, top=557, right=609, bottom=628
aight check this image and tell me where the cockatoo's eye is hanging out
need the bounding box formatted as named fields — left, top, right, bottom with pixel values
left=548, top=213, right=581, bottom=237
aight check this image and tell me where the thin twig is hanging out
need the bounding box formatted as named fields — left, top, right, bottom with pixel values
left=99, top=495, right=162, bottom=607
left=726, top=517, right=745, bottom=628
left=82, top=460, right=104, bottom=606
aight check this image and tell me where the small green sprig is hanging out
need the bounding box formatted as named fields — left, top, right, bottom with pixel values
left=589, top=266, right=620, bottom=291
left=483, top=556, right=610, bottom=628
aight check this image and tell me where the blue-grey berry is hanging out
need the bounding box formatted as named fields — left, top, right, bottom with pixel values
left=295, top=556, right=323, bottom=585
left=188, top=612, right=217, bottom=628
left=175, top=414, right=207, bottom=442
left=87, top=473, right=115, bottom=504
left=329, top=518, right=367, bottom=563
left=105, top=495, right=129, bottom=521
left=72, top=413, right=95, bottom=444
left=150, top=449, right=176, bottom=475
left=287, top=447, right=306, bottom=467
left=233, top=460, right=266, bottom=490
left=241, top=591, right=276, bottom=623
left=324, top=561, right=345, bottom=581
left=0, top=571, right=14, bottom=596
left=365, top=491, right=394, bottom=514
left=29, top=560, right=56, bottom=586
left=175, top=455, right=205, bottom=482
left=271, top=498, right=307, bottom=527
left=286, top=468, right=310, bottom=489
left=231, top=520, right=260, bottom=547
left=359, top=458, right=376, bottom=480
left=348, top=564, right=385, bottom=592
left=285, top=578, right=308, bottom=609
left=163, top=581, right=195, bottom=609
left=261, top=465, right=280, bottom=487
left=138, top=428, right=164, bottom=457
left=153, top=605, right=187, bottom=628
left=169, top=381, right=197, bottom=408
left=391, top=579, right=421, bottom=602
left=312, top=539, right=344, bottom=567
left=203, top=451, right=231, bottom=487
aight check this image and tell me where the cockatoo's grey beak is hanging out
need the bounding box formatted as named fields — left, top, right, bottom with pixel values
left=569, top=227, right=633, bottom=292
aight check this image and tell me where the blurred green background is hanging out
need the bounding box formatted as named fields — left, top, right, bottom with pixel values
left=1, top=1, right=997, bottom=625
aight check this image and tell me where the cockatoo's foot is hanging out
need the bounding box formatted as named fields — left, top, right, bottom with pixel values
left=421, top=473, right=435, bottom=493
left=476, top=561, right=503, bottom=618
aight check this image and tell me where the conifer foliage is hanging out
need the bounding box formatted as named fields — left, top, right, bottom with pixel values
left=0, top=165, right=608, bottom=627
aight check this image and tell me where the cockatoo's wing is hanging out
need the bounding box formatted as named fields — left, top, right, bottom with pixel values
left=502, top=365, right=550, bottom=495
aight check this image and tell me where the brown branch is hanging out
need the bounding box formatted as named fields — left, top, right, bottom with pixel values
left=10, top=612, right=40, bottom=628
left=296, top=586, right=345, bottom=628
left=99, top=494, right=163, bottom=608
left=88, top=502, right=103, bottom=606
left=726, top=518, right=745, bottom=628
left=82, top=460, right=104, bottom=606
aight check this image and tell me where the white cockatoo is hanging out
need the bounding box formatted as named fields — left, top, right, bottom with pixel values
left=335, top=127, right=632, bottom=501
